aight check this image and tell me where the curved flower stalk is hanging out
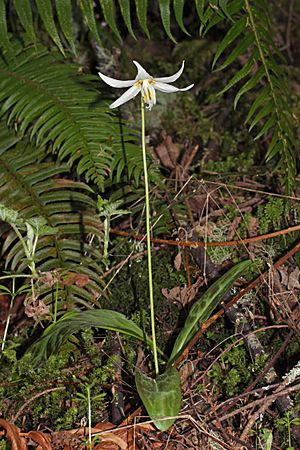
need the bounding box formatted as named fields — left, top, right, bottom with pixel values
left=98, top=60, right=194, bottom=110
left=97, top=60, right=195, bottom=431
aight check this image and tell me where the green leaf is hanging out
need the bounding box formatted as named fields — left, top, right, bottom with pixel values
left=35, top=0, right=65, bottom=55
left=200, top=0, right=244, bottom=36
left=195, top=0, right=205, bottom=22
left=216, top=31, right=255, bottom=72
left=0, top=285, right=12, bottom=294
left=135, top=0, right=150, bottom=38
left=212, top=16, right=247, bottom=69
left=0, top=0, right=10, bottom=51
left=173, top=0, right=190, bottom=35
left=135, top=366, right=181, bottom=431
left=158, top=0, right=176, bottom=43
left=234, top=65, right=265, bottom=109
left=254, top=114, right=276, bottom=140
left=244, top=85, right=270, bottom=124
left=99, top=0, right=122, bottom=42
left=79, top=0, right=102, bottom=47
left=0, top=204, right=19, bottom=224
left=13, top=0, right=36, bottom=45
left=169, top=260, right=253, bottom=364
left=28, top=309, right=153, bottom=366
left=217, top=53, right=255, bottom=96
left=55, top=0, right=76, bottom=54
left=118, top=0, right=136, bottom=39
left=248, top=102, right=273, bottom=132
left=219, top=0, right=234, bottom=21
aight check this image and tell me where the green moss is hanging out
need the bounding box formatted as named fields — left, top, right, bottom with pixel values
left=0, top=329, right=112, bottom=431
left=257, top=198, right=285, bottom=234
left=107, top=248, right=184, bottom=351
left=207, top=340, right=255, bottom=397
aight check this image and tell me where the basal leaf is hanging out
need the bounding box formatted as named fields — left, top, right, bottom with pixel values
left=169, top=260, right=252, bottom=364
left=28, top=309, right=153, bottom=365
left=135, top=366, right=181, bottom=431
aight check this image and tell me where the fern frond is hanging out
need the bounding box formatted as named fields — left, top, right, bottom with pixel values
left=206, top=0, right=297, bottom=192
left=0, top=42, right=119, bottom=190
left=0, top=124, right=104, bottom=307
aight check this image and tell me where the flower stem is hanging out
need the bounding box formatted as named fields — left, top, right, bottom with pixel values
left=141, top=97, right=159, bottom=376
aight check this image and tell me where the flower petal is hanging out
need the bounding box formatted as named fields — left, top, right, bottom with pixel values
left=154, top=61, right=185, bottom=83
left=154, top=81, right=194, bottom=93
left=109, top=84, right=141, bottom=109
left=98, top=72, right=135, bottom=88
left=133, top=61, right=152, bottom=80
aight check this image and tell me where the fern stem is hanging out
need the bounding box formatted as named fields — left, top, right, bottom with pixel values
left=141, top=97, right=159, bottom=376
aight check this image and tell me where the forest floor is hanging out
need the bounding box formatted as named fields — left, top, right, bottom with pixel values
left=1, top=28, right=300, bottom=450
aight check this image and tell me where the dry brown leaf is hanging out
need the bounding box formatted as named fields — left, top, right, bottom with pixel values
left=24, top=299, right=50, bottom=321
left=63, top=273, right=90, bottom=287
left=179, top=361, right=195, bottom=392
left=288, top=267, right=300, bottom=290
left=94, top=432, right=127, bottom=449
left=155, top=135, right=180, bottom=170
left=162, top=278, right=203, bottom=308
left=269, top=269, right=300, bottom=329
left=187, top=194, right=207, bottom=214
left=278, top=268, right=289, bottom=286
left=174, top=252, right=182, bottom=271
left=27, top=430, right=52, bottom=449
left=227, top=217, right=242, bottom=241
left=0, top=419, right=27, bottom=450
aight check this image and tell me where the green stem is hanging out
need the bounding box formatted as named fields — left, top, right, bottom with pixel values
left=141, top=97, right=159, bottom=376
left=53, top=281, right=59, bottom=323
left=86, top=385, right=92, bottom=449
left=1, top=278, right=15, bottom=351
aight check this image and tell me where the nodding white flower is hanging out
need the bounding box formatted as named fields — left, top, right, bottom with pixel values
left=98, top=61, right=194, bottom=110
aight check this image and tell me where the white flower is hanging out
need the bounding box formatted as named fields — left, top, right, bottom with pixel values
left=98, top=61, right=194, bottom=110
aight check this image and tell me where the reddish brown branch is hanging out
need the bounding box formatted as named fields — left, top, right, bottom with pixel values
left=110, top=223, right=300, bottom=248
